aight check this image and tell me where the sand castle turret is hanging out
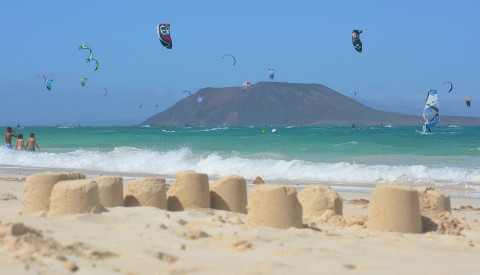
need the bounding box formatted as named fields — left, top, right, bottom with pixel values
left=22, top=172, right=86, bottom=215
left=167, top=170, right=210, bottom=211
left=48, top=179, right=101, bottom=216
left=298, top=185, right=343, bottom=217
left=246, top=185, right=303, bottom=229
left=93, top=176, right=124, bottom=207
left=124, top=178, right=167, bottom=209
left=416, top=186, right=451, bottom=216
left=368, top=184, right=422, bottom=233
left=210, top=175, right=247, bottom=214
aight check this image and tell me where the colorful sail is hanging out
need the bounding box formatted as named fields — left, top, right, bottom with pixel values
left=268, top=68, right=274, bottom=80
left=423, top=89, right=440, bottom=132
left=157, top=24, right=172, bottom=49
left=352, top=30, right=362, bottom=53
left=466, top=97, right=471, bottom=107
left=81, top=77, right=87, bottom=87
left=242, top=81, right=251, bottom=91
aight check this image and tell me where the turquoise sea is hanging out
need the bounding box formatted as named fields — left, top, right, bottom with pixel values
left=1, top=125, right=479, bottom=195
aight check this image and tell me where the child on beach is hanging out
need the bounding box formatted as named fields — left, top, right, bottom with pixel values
left=15, top=134, right=25, bottom=150
left=26, top=133, right=40, bottom=151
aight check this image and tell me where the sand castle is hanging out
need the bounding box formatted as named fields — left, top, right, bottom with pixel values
left=298, top=185, right=343, bottom=217
left=48, top=179, right=102, bottom=216
left=167, top=170, right=210, bottom=211
left=22, top=172, right=86, bottom=215
left=93, top=176, right=124, bottom=207
left=21, top=171, right=461, bottom=236
left=368, top=184, right=422, bottom=233
left=210, top=175, right=247, bottom=214
left=124, top=178, right=167, bottom=209
left=246, top=185, right=303, bottom=229
left=416, top=186, right=451, bottom=217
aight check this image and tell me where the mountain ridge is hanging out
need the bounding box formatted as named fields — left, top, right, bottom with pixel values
left=143, top=82, right=480, bottom=126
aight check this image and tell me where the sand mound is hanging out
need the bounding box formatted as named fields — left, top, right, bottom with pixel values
left=368, top=184, right=422, bottom=233
left=22, top=172, right=86, bottom=215
left=48, top=179, right=101, bottom=216
left=246, top=185, right=303, bottom=229
left=93, top=176, right=124, bottom=207
left=423, top=211, right=470, bottom=235
left=167, top=170, right=210, bottom=211
left=210, top=175, right=247, bottom=214
left=298, top=185, right=343, bottom=217
left=124, top=178, right=167, bottom=209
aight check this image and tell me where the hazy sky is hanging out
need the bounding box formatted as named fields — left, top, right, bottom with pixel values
left=1, top=0, right=479, bottom=126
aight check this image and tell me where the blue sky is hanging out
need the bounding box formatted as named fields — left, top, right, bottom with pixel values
left=0, top=0, right=479, bottom=125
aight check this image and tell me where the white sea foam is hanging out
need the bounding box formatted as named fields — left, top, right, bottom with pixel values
left=0, top=147, right=479, bottom=187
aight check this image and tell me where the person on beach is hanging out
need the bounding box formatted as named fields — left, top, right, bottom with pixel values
left=4, top=127, right=17, bottom=149
left=15, top=134, right=25, bottom=150
left=26, top=133, right=40, bottom=151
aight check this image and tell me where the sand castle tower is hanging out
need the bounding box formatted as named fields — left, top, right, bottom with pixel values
left=124, top=178, right=167, bottom=209
left=93, top=176, right=124, bottom=207
left=298, top=185, right=343, bottom=217
left=167, top=170, right=210, bottom=211
left=416, top=186, right=451, bottom=216
left=210, top=175, right=247, bottom=214
left=246, top=185, right=303, bottom=229
left=368, top=184, right=422, bottom=233
left=22, top=172, right=86, bottom=215
left=48, top=179, right=102, bottom=216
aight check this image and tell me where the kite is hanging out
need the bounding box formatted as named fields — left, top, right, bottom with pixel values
left=352, top=30, right=362, bottom=53
left=157, top=24, right=172, bottom=49
left=103, top=88, right=108, bottom=96
left=91, top=58, right=99, bottom=71
left=443, top=81, right=453, bottom=93
left=466, top=97, right=471, bottom=107
left=242, top=81, right=252, bottom=92
left=81, top=77, right=87, bottom=87
left=223, top=54, right=236, bottom=65
left=183, top=90, right=191, bottom=95
left=197, top=96, right=203, bottom=105
left=268, top=68, right=274, bottom=80
left=78, top=44, right=93, bottom=62
left=38, top=74, right=53, bottom=90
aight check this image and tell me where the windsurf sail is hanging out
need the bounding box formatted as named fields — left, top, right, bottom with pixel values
left=466, top=97, right=471, bottom=107
left=423, top=89, right=440, bottom=132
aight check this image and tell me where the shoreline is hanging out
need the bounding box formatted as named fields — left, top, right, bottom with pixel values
left=2, top=164, right=480, bottom=199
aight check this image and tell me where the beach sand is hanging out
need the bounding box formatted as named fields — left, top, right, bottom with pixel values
left=1, top=172, right=480, bottom=274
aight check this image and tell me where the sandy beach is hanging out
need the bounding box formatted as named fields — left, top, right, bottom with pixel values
left=1, top=171, right=480, bottom=275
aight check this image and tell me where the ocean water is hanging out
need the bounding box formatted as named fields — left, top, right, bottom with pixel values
left=1, top=125, right=479, bottom=195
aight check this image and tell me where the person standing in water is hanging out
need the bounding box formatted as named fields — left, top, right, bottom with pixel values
left=15, top=134, right=25, bottom=150
left=26, top=133, right=40, bottom=151
left=4, top=127, right=17, bottom=149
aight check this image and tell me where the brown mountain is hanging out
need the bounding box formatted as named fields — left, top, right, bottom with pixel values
left=143, top=82, right=480, bottom=126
